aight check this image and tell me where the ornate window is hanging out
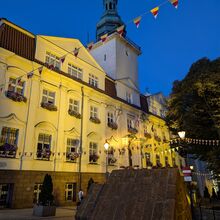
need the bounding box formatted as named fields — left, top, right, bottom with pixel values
left=8, top=78, right=25, bottom=95
left=66, top=138, right=79, bottom=162
left=107, top=112, right=114, bottom=124
left=89, top=142, right=99, bottom=163
left=89, top=74, right=98, bottom=88
left=68, top=64, right=83, bottom=80
left=127, top=115, right=138, bottom=134
left=45, top=52, right=61, bottom=69
left=36, top=133, right=51, bottom=160
left=69, top=99, right=80, bottom=113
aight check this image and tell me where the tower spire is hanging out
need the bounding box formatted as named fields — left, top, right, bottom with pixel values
left=96, top=0, right=126, bottom=41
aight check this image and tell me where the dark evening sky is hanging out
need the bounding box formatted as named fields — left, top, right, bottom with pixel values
left=1, top=0, right=220, bottom=95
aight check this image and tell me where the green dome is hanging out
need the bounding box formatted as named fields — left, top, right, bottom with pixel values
left=96, top=0, right=126, bottom=41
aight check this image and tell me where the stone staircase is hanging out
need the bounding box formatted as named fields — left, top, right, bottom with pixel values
left=75, top=168, right=191, bottom=220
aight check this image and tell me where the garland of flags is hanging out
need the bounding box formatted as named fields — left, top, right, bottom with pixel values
left=86, top=0, right=180, bottom=50
left=170, top=138, right=220, bottom=146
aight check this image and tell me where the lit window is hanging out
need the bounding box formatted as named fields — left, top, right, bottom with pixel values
left=42, top=89, right=55, bottom=104
left=68, top=64, right=83, bottom=80
left=65, top=183, right=76, bottom=201
left=107, top=112, right=114, bottom=124
left=8, top=78, right=25, bottom=95
left=89, top=74, right=98, bottom=88
left=69, top=99, right=80, bottom=113
left=45, top=52, right=61, bottom=69
left=90, top=106, right=98, bottom=118
left=36, top=133, right=51, bottom=160
left=0, top=127, right=19, bottom=146
left=126, top=92, right=132, bottom=104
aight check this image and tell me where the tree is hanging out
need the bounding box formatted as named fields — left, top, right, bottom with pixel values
left=166, top=58, right=220, bottom=173
left=204, top=186, right=210, bottom=199
left=39, top=174, right=54, bottom=206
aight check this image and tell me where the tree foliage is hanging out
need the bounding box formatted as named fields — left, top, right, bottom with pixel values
left=39, top=174, right=54, bottom=206
left=166, top=58, right=220, bottom=172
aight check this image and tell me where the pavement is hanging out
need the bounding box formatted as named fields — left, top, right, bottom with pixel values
left=0, top=206, right=76, bottom=220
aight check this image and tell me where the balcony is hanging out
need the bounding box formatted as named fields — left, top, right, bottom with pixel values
left=68, top=109, right=81, bottom=119
left=41, top=102, right=57, bottom=111
left=107, top=122, right=118, bottom=130
left=6, top=91, right=27, bottom=103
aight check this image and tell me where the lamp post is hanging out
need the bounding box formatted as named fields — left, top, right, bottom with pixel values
left=104, top=141, right=109, bottom=180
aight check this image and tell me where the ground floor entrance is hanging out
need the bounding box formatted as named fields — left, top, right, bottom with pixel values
left=0, top=183, right=13, bottom=208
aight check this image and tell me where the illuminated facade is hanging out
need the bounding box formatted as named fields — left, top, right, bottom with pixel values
left=0, top=14, right=178, bottom=209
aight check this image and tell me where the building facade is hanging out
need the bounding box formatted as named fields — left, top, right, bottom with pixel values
left=0, top=1, right=179, bottom=209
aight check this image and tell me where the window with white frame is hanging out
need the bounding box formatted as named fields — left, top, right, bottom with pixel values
left=126, top=92, right=132, bottom=104
left=66, top=138, right=79, bottom=161
left=89, top=142, right=99, bottom=163
left=8, top=78, right=25, bottom=95
left=42, top=89, right=55, bottom=104
left=127, top=116, right=135, bottom=129
left=37, top=133, right=51, bottom=159
left=107, top=112, right=114, bottom=124
left=33, top=183, right=42, bottom=204
left=65, top=183, right=76, bottom=201
left=89, top=74, right=98, bottom=88
left=45, top=52, right=61, bottom=69
left=68, top=63, right=83, bottom=80
left=0, top=127, right=19, bottom=146
left=90, top=106, right=98, bottom=118
left=69, top=99, right=80, bottom=112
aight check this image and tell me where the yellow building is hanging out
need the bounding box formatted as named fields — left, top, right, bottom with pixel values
left=0, top=16, right=178, bottom=208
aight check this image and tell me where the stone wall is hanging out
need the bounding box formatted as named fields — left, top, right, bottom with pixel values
left=0, top=170, right=105, bottom=208
left=76, top=168, right=192, bottom=220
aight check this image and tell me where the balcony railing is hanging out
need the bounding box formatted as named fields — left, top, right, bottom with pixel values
left=0, top=143, right=17, bottom=158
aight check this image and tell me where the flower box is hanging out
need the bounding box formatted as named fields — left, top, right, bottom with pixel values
left=6, top=90, right=27, bottom=103
left=128, top=127, right=138, bottom=134
left=144, top=132, right=152, bottom=139
left=66, top=152, right=79, bottom=161
left=89, top=154, right=99, bottom=163
left=68, top=109, right=81, bottom=119
left=41, top=102, right=57, bottom=111
left=0, top=143, right=17, bottom=158
left=89, top=117, right=101, bottom=124
left=36, top=150, right=51, bottom=160
left=107, top=122, right=118, bottom=130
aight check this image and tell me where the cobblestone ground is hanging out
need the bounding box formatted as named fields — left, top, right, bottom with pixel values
left=0, top=207, right=75, bottom=220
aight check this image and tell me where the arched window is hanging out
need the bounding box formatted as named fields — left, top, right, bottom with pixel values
left=106, top=4, right=108, bottom=10
left=113, top=4, right=115, bottom=9
left=109, top=2, right=112, bottom=9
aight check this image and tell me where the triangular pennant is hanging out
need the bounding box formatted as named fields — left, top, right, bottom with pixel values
left=170, top=0, right=178, bottom=9
left=73, top=48, right=79, bottom=57
left=151, top=7, right=159, bottom=19
left=38, top=66, right=43, bottom=75
left=49, top=64, right=54, bottom=69
left=117, top=25, right=125, bottom=36
left=133, top=17, right=142, bottom=28
left=60, top=56, right=66, bottom=63
left=27, top=71, right=34, bottom=79
left=100, top=33, right=108, bottom=43
left=87, top=42, right=94, bottom=50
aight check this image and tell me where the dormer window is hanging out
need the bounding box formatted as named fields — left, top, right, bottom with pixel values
left=45, top=52, right=61, bottom=70
left=68, top=64, right=83, bottom=80
left=126, top=92, right=132, bottom=104
left=89, top=74, right=98, bottom=88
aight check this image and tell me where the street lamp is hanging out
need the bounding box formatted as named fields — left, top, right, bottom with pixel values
left=178, top=131, right=186, bottom=139
left=104, top=141, right=109, bottom=179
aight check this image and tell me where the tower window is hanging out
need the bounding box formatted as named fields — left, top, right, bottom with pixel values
left=106, top=4, right=108, bottom=10
left=109, top=3, right=112, bottom=10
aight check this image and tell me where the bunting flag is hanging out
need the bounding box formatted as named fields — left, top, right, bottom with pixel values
left=170, top=0, right=178, bottom=9
left=38, top=66, right=43, bottom=75
left=133, top=17, right=142, bottom=28
left=117, top=25, right=125, bottom=36
left=49, top=64, right=54, bottom=69
left=87, top=42, right=94, bottom=50
left=60, top=56, right=66, bottom=64
left=151, top=7, right=159, bottom=19
left=73, top=48, right=79, bottom=57
left=101, top=33, right=108, bottom=43
left=27, top=71, right=34, bottom=79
